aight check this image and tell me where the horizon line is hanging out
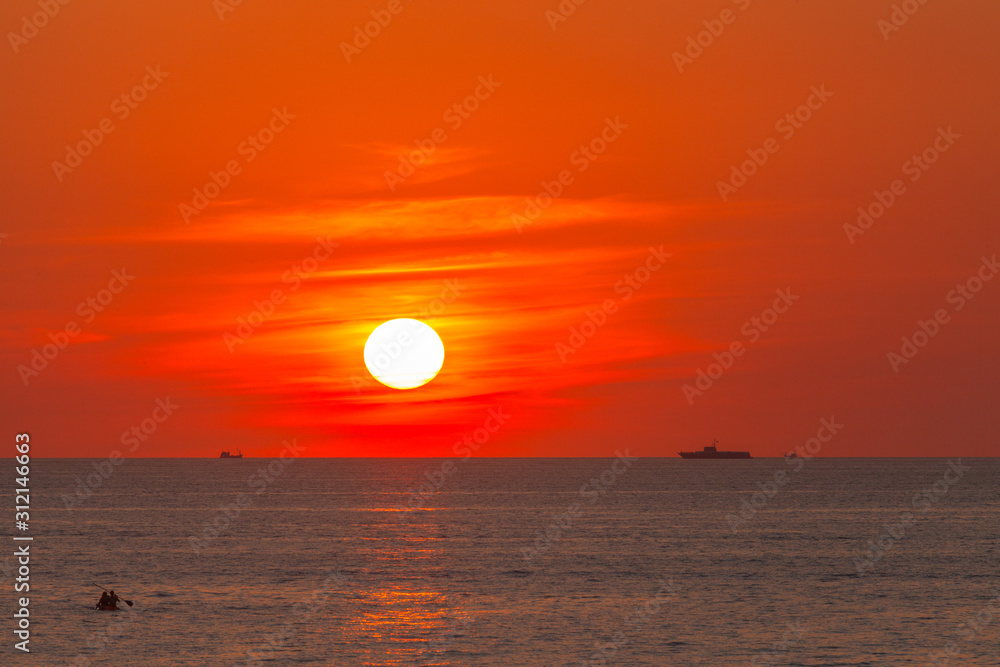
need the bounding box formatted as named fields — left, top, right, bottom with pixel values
left=32, top=455, right=996, bottom=459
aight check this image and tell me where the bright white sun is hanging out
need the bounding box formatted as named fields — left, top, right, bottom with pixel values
left=364, top=319, right=445, bottom=390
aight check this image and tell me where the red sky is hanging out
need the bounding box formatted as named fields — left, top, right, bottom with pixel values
left=2, top=0, right=998, bottom=457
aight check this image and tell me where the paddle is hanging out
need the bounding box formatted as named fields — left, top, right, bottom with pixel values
left=92, top=583, right=134, bottom=607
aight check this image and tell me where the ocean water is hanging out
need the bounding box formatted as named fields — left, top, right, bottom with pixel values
left=12, top=457, right=1000, bottom=666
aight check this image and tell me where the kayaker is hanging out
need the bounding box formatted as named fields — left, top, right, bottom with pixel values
left=96, top=591, right=111, bottom=609
left=108, top=590, right=120, bottom=608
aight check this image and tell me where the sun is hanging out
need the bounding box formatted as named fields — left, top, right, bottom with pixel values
left=364, top=319, right=445, bottom=390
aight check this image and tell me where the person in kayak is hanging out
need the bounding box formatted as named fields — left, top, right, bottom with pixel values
left=108, top=591, right=120, bottom=608
left=96, top=591, right=111, bottom=609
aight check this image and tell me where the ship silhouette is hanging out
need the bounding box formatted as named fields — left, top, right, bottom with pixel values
left=678, top=439, right=752, bottom=459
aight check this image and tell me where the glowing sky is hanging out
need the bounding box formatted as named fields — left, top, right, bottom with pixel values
left=2, top=1, right=998, bottom=457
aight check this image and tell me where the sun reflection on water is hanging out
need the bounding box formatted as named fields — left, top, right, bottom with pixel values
left=340, top=515, right=474, bottom=666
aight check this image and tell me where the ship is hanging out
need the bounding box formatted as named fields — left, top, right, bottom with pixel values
left=678, top=439, right=752, bottom=459
left=219, top=449, right=243, bottom=459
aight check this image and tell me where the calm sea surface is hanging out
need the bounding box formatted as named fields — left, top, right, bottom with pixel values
left=12, top=458, right=1000, bottom=666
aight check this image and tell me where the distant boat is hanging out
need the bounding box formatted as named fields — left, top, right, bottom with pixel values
left=678, top=439, right=752, bottom=459
left=219, top=449, right=243, bottom=459
left=785, top=451, right=797, bottom=459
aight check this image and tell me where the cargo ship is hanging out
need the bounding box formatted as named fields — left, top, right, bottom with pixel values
left=678, top=439, right=752, bottom=459
left=219, top=449, right=243, bottom=459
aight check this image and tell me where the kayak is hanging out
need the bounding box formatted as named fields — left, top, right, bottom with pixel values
left=95, top=604, right=119, bottom=611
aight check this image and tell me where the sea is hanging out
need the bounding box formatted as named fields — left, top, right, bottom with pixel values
left=12, top=457, right=1000, bottom=666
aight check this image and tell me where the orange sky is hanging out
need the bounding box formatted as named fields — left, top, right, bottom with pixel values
left=2, top=0, right=998, bottom=457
